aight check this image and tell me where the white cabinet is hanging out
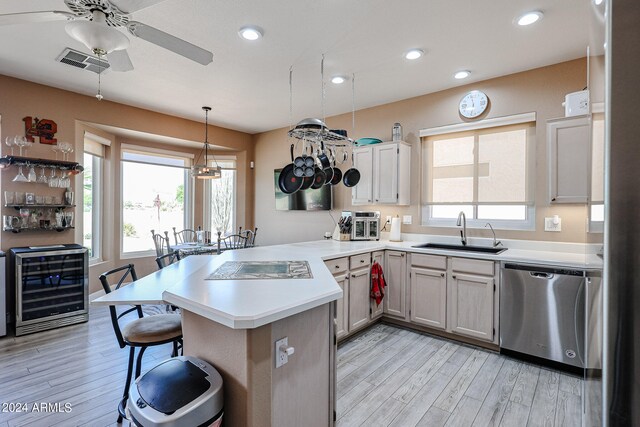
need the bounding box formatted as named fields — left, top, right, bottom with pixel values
left=349, top=267, right=371, bottom=332
left=548, top=115, right=591, bottom=203
left=371, top=250, right=385, bottom=319
left=383, top=250, right=407, bottom=319
left=449, top=258, right=496, bottom=342
left=352, top=141, right=411, bottom=206
left=334, top=273, right=349, bottom=339
left=352, top=147, right=373, bottom=204
left=410, top=267, right=447, bottom=330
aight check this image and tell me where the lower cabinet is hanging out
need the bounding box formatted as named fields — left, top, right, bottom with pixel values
left=349, top=266, right=371, bottom=332
left=371, top=250, right=385, bottom=319
left=410, top=267, right=447, bottom=330
left=384, top=250, right=407, bottom=319
left=334, top=273, right=349, bottom=339
left=450, top=272, right=495, bottom=342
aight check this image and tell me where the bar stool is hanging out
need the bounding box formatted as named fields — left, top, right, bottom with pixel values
left=99, top=264, right=183, bottom=423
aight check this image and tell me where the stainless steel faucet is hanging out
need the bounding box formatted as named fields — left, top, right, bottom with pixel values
left=485, top=222, right=503, bottom=247
left=456, top=211, right=467, bottom=246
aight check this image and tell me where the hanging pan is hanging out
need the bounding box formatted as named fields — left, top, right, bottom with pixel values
left=311, top=166, right=326, bottom=189
left=300, top=174, right=314, bottom=190
left=278, top=144, right=304, bottom=194
left=343, top=150, right=361, bottom=187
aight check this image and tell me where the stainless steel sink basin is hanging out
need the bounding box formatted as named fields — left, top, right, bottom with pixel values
left=411, top=242, right=507, bottom=254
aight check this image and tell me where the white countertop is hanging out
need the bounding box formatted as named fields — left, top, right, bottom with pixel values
left=92, top=238, right=601, bottom=330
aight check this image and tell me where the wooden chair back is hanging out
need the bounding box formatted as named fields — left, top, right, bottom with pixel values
left=172, top=227, right=197, bottom=245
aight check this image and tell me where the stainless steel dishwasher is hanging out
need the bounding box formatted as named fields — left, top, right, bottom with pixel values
left=500, top=262, right=586, bottom=368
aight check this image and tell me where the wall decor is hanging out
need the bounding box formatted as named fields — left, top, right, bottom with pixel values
left=23, top=116, right=58, bottom=144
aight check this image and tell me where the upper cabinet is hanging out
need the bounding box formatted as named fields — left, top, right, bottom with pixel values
left=547, top=115, right=591, bottom=203
left=352, top=141, right=411, bottom=206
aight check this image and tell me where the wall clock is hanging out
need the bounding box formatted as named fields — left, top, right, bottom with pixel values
left=459, top=90, right=489, bottom=119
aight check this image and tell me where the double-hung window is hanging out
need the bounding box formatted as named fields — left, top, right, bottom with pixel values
left=422, top=119, right=535, bottom=229
left=204, top=158, right=236, bottom=235
left=83, top=136, right=105, bottom=262
left=120, top=145, right=192, bottom=256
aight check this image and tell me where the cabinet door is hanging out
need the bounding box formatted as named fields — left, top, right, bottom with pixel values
left=410, top=267, right=447, bottom=330
left=371, top=251, right=384, bottom=319
left=384, top=251, right=407, bottom=319
left=334, top=273, right=349, bottom=339
left=352, top=147, right=373, bottom=205
left=373, top=144, right=398, bottom=204
left=548, top=116, right=590, bottom=203
left=349, top=267, right=371, bottom=331
left=450, top=272, right=494, bottom=341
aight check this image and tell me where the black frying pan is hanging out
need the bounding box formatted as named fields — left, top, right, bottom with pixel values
left=278, top=144, right=304, bottom=194
left=343, top=151, right=360, bottom=187
left=330, top=166, right=343, bottom=185
left=323, top=165, right=334, bottom=185
left=311, top=166, right=326, bottom=189
left=300, top=175, right=314, bottom=190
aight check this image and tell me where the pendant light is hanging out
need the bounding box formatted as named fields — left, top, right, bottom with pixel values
left=192, top=106, right=222, bottom=179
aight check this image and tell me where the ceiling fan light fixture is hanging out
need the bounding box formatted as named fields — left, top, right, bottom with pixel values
left=239, top=26, right=263, bottom=41
left=65, top=19, right=130, bottom=53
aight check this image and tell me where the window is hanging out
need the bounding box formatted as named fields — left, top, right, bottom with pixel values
left=121, top=146, right=192, bottom=256
left=83, top=135, right=106, bottom=263
left=204, top=158, right=236, bottom=235
left=422, top=121, right=535, bottom=229
left=83, top=152, right=102, bottom=261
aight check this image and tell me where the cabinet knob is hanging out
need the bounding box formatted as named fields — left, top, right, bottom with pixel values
left=376, top=199, right=379, bottom=202
left=441, top=273, right=445, bottom=277
left=401, top=253, right=405, bottom=257
left=335, top=265, right=340, bottom=269
left=452, top=275, right=457, bottom=279
left=368, top=200, right=372, bottom=203
left=351, top=274, right=356, bottom=278
left=360, top=259, right=365, bottom=263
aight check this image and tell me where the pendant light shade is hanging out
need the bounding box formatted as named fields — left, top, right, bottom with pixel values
left=192, top=106, right=222, bottom=179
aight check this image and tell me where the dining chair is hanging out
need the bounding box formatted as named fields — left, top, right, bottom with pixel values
left=150, top=229, right=171, bottom=257
left=172, top=227, right=197, bottom=245
left=155, top=250, right=181, bottom=269
left=244, top=227, right=258, bottom=248
left=217, top=231, right=249, bottom=254
left=99, top=264, right=182, bottom=423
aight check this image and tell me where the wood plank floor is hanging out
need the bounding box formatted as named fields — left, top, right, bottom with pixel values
left=336, top=324, right=584, bottom=427
left=0, top=307, right=584, bottom=426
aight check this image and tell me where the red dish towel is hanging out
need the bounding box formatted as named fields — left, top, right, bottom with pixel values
left=370, top=261, right=386, bottom=306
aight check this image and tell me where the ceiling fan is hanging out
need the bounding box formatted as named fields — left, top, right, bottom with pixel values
left=0, top=0, right=213, bottom=72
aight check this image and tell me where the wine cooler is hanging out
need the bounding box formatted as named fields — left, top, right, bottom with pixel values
left=9, top=244, right=88, bottom=336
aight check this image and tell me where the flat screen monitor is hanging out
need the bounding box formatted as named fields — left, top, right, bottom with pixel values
left=274, top=169, right=332, bottom=211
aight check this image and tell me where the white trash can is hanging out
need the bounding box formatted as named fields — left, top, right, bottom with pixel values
left=128, top=356, right=223, bottom=427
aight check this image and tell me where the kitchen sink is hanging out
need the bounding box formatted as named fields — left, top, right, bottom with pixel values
left=411, top=242, right=507, bottom=254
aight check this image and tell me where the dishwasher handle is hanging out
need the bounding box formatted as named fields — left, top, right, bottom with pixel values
left=530, top=271, right=554, bottom=279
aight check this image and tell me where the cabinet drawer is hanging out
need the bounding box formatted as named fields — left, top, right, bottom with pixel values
left=350, top=253, right=371, bottom=270
left=451, top=257, right=494, bottom=276
left=325, top=257, right=349, bottom=275
left=411, top=253, right=447, bottom=270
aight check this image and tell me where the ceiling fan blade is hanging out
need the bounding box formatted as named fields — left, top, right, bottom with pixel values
left=0, top=10, right=76, bottom=26
left=107, top=49, right=134, bottom=72
left=127, top=21, right=213, bottom=65
left=109, top=0, right=168, bottom=14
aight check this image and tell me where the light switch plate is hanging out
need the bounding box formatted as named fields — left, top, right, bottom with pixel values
left=275, top=337, right=288, bottom=368
left=544, top=217, right=562, bottom=232
left=402, top=215, right=412, bottom=225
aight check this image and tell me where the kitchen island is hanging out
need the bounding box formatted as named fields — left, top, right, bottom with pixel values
left=92, top=237, right=601, bottom=426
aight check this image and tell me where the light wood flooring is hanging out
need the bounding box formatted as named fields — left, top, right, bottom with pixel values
left=0, top=306, right=584, bottom=427
left=336, top=324, right=584, bottom=427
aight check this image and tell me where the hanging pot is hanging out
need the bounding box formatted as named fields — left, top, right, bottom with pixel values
left=311, top=166, right=326, bottom=189
left=323, top=165, right=334, bottom=185
left=343, top=150, right=361, bottom=187
left=317, top=141, right=330, bottom=170
left=300, top=174, right=314, bottom=190
left=278, top=144, right=304, bottom=194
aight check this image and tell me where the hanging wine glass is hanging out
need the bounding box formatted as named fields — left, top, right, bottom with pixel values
left=48, top=167, right=59, bottom=188
left=4, top=137, right=14, bottom=156
left=19, top=208, right=29, bottom=228
left=37, top=166, right=48, bottom=184
left=12, top=165, right=28, bottom=182
left=27, top=165, right=37, bottom=182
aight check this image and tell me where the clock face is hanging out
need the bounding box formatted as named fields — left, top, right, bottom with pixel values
left=459, top=90, right=489, bottom=118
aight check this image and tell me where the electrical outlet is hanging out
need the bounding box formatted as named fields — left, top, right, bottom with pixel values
left=544, top=217, right=562, bottom=232
left=275, top=337, right=288, bottom=368
left=402, top=215, right=412, bottom=225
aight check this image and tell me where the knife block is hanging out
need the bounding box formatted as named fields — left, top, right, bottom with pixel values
left=332, top=225, right=351, bottom=241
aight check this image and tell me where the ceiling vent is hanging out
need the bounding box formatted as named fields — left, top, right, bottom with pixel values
left=56, top=48, right=110, bottom=74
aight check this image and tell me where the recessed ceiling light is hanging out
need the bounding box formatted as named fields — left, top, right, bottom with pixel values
left=454, top=70, right=470, bottom=79
left=594, top=0, right=603, bottom=4
left=331, top=76, right=346, bottom=84
left=238, top=26, right=263, bottom=41
left=516, top=11, right=543, bottom=26
left=404, top=49, right=424, bottom=60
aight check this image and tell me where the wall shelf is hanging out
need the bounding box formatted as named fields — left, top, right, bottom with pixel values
left=3, top=226, right=74, bottom=233
left=1, top=155, right=83, bottom=172
left=5, top=204, right=76, bottom=210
